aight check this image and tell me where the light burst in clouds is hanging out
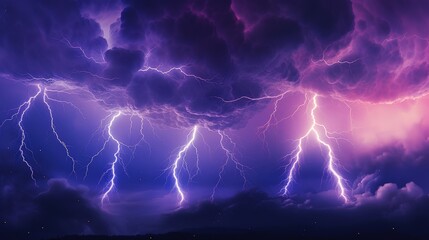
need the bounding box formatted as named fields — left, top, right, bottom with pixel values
left=282, top=95, right=349, bottom=203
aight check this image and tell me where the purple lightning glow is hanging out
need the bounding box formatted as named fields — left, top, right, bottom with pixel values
left=138, top=66, right=211, bottom=82
left=169, top=125, right=248, bottom=204
left=83, top=109, right=150, bottom=205
left=211, top=130, right=247, bottom=201
left=258, top=93, right=308, bottom=145
left=62, top=38, right=106, bottom=64
left=170, top=125, right=198, bottom=206
left=86, top=109, right=150, bottom=205
left=100, top=111, right=122, bottom=206
left=85, top=112, right=116, bottom=180
left=218, top=89, right=349, bottom=201
left=282, top=94, right=349, bottom=203
left=1, top=84, right=80, bottom=185
left=17, top=85, right=42, bottom=185
left=42, top=88, right=77, bottom=175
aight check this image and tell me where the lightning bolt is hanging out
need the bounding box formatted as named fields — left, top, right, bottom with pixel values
left=84, top=112, right=114, bottom=180
left=86, top=109, right=149, bottom=206
left=282, top=94, right=349, bottom=203
left=100, top=111, right=122, bottom=206
left=170, top=125, right=198, bottom=205
left=16, top=85, right=42, bottom=185
left=258, top=93, right=308, bottom=145
left=129, top=113, right=151, bottom=163
left=61, top=38, right=106, bottom=64
left=1, top=84, right=79, bottom=184
left=211, top=131, right=247, bottom=201
left=42, top=88, right=77, bottom=175
left=138, top=66, right=211, bottom=82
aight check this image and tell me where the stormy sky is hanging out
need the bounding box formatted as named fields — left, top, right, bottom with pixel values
left=1, top=0, right=429, bottom=239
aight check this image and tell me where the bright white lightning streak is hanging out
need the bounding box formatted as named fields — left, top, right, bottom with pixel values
left=282, top=94, right=349, bottom=203
left=101, top=111, right=122, bottom=206
left=17, top=85, right=43, bottom=185
left=171, top=125, right=198, bottom=205
left=42, top=89, right=77, bottom=175
left=2, top=84, right=78, bottom=184
left=86, top=112, right=148, bottom=180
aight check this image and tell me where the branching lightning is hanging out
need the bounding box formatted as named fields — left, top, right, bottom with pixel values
left=2, top=77, right=352, bottom=207
left=211, top=130, right=247, bottom=201
left=100, top=111, right=122, bottom=206
left=168, top=125, right=248, bottom=204
left=62, top=38, right=106, bottom=64
left=42, top=89, right=77, bottom=175
left=1, top=84, right=79, bottom=185
left=138, top=66, right=211, bottom=82
left=86, top=110, right=149, bottom=205
left=17, top=85, right=42, bottom=185
left=282, top=94, right=349, bottom=203
left=258, top=93, right=308, bottom=145
left=219, top=89, right=350, bottom=203
left=170, top=125, right=198, bottom=205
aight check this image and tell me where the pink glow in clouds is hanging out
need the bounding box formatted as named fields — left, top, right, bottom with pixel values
left=264, top=92, right=429, bottom=160
left=349, top=95, right=429, bottom=153
left=296, top=0, right=429, bottom=103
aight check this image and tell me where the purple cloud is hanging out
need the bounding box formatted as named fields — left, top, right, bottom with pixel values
left=1, top=0, right=428, bottom=129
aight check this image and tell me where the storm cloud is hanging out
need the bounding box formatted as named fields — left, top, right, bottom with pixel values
left=0, top=177, right=111, bottom=239
left=0, top=0, right=428, bottom=129
left=160, top=188, right=429, bottom=239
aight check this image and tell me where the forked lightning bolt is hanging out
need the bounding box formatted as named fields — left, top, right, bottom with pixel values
left=171, top=125, right=198, bottom=205
left=282, top=94, right=349, bottom=203
left=211, top=131, right=247, bottom=201
left=16, top=85, right=42, bottom=185
left=100, top=111, right=122, bottom=206
left=43, top=89, right=77, bottom=174
left=87, top=110, right=149, bottom=206
left=1, top=84, right=78, bottom=185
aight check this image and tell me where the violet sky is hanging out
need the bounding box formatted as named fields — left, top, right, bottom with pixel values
left=1, top=0, right=429, bottom=239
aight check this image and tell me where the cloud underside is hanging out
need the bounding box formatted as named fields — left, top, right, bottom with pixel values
left=1, top=0, right=428, bottom=128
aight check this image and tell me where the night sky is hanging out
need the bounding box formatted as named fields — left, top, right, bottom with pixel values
left=1, top=0, right=429, bottom=239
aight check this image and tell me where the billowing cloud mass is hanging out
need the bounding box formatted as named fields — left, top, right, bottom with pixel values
left=2, top=2, right=429, bottom=239
left=0, top=177, right=111, bottom=239
left=0, top=0, right=428, bottom=129
left=160, top=188, right=429, bottom=238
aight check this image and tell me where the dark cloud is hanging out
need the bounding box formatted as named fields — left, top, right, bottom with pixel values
left=0, top=178, right=111, bottom=240
left=110, top=0, right=350, bottom=128
left=161, top=188, right=429, bottom=239
left=104, top=47, right=144, bottom=86
left=355, top=182, right=424, bottom=211
left=1, top=0, right=428, bottom=128
left=301, top=0, right=429, bottom=101
left=0, top=0, right=105, bottom=80
left=346, top=141, right=429, bottom=192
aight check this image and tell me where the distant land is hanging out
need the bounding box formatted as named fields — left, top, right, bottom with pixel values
left=47, top=231, right=425, bottom=240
